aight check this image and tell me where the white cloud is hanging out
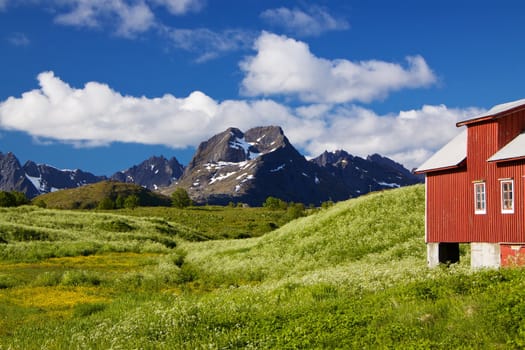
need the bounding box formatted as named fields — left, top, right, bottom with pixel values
left=44, top=0, right=246, bottom=59
left=0, top=72, right=296, bottom=149
left=260, top=5, right=349, bottom=37
left=49, top=0, right=205, bottom=38
left=166, top=27, right=255, bottom=62
left=240, top=32, right=437, bottom=104
left=54, top=0, right=155, bottom=38
left=3, top=1, right=249, bottom=61
left=115, top=1, right=156, bottom=37
left=7, top=32, right=30, bottom=46
left=296, top=104, right=484, bottom=169
left=151, top=0, right=203, bottom=15
left=0, top=72, right=480, bottom=169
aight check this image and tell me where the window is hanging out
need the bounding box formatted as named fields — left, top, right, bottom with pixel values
left=474, top=182, right=486, bottom=214
left=501, top=179, right=514, bottom=214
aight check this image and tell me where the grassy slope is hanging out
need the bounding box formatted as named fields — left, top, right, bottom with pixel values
left=184, top=185, right=426, bottom=288
left=1, top=185, right=525, bottom=348
left=0, top=206, right=192, bottom=262
left=115, top=205, right=297, bottom=239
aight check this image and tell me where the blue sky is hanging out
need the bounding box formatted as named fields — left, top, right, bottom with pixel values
left=1, top=0, right=524, bottom=175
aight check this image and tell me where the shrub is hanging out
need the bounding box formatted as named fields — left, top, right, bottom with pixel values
left=115, top=195, right=125, bottom=209
left=321, top=200, right=335, bottom=209
left=124, top=195, right=140, bottom=209
left=172, top=188, right=192, bottom=208
left=97, top=197, right=115, bottom=210
left=286, top=202, right=306, bottom=220
left=263, top=196, right=287, bottom=210
left=12, top=192, right=29, bottom=206
left=0, top=191, right=16, bottom=207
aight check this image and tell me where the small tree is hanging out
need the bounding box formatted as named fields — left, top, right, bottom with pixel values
left=172, top=188, right=192, bottom=208
left=286, top=202, right=306, bottom=220
left=0, top=191, right=16, bottom=207
left=263, top=196, right=287, bottom=210
left=124, top=195, right=139, bottom=209
left=321, top=200, right=335, bottom=209
left=115, top=195, right=125, bottom=209
left=11, top=192, right=29, bottom=206
left=98, top=197, right=115, bottom=210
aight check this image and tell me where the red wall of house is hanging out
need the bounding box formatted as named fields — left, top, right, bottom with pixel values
left=426, top=168, right=469, bottom=242
left=427, top=110, right=525, bottom=243
left=498, top=110, right=525, bottom=148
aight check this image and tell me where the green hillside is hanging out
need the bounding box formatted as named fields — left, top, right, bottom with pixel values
left=184, top=184, right=427, bottom=288
left=33, top=180, right=172, bottom=209
left=1, top=184, right=525, bottom=348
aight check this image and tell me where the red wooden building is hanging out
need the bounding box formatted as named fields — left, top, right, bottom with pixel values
left=416, top=99, right=525, bottom=268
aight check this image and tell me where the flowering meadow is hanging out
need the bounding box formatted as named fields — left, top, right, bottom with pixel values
left=1, top=185, right=525, bottom=348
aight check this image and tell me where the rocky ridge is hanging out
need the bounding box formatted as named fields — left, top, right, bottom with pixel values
left=165, top=126, right=422, bottom=206
left=111, top=156, right=184, bottom=190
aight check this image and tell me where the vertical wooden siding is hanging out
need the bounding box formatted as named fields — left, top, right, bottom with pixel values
left=426, top=169, right=469, bottom=242
left=427, top=110, right=525, bottom=243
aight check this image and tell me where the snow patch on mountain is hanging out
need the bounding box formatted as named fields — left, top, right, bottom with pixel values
left=25, top=174, right=42, bottom=191
left=229, top=135, right=261, bottom=160
left=377, top=181, right=401, bottom=188
left=205, top=161, right=244, bottom=170
left=234, top=174, right=255, bottom=192
left=210, top=171, right=237, bottom=184
left=270, top=164, right=286, bottom=172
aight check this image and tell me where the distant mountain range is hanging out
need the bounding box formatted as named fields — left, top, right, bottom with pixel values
left=0, top=153, right=182, bottom=198
left=0, top=125, right=422, bottom=205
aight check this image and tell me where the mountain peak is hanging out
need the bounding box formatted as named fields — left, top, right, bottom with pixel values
left=170, top=126, right=349, bottom=205
left=313, top=150, right=354, bottom=167
left=186, top=126, right=290, bottom=171
left=110, top=155, right=184, bottom=190
left=0, top=153, right=42, bottom=198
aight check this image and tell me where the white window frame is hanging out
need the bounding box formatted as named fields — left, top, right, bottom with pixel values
left=474, top=182, right=486, bottom=214
left=501, top=179, right=514, bottom=214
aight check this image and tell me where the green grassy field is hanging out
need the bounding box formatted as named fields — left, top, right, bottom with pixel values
left=1, top=184, right=525, bottom=349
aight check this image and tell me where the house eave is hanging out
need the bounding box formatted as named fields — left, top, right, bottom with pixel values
left=457, top=102, right=525, bottom=127
left=487, top=156, right=525, bottom=164
left=414, top=160, right=466, bottom=175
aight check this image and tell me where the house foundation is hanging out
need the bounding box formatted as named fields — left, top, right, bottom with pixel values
left=470, top=243, right=500, bottom=269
